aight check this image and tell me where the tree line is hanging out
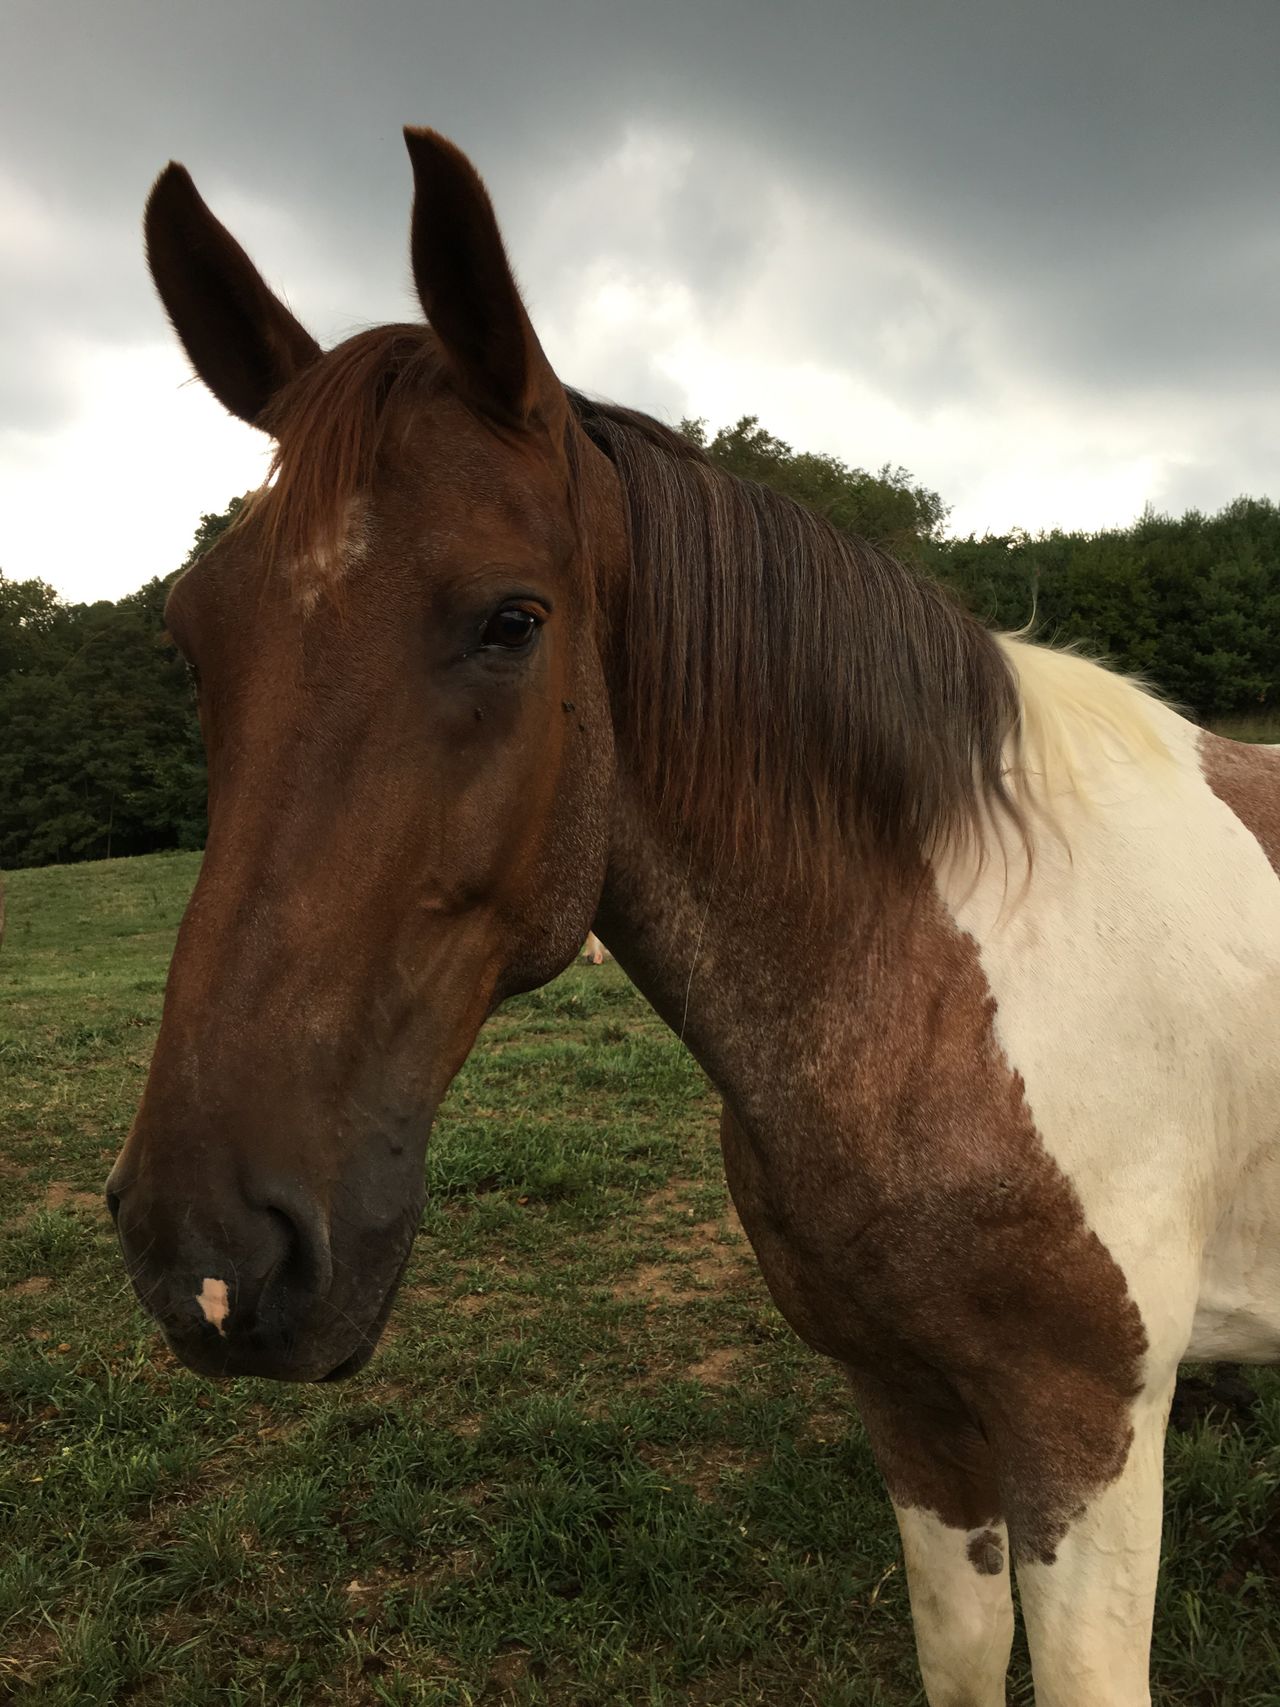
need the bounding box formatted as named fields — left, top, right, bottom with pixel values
left=0, top=503, right=239, bottom=869
left=3, top=423, right=1278, bottom=869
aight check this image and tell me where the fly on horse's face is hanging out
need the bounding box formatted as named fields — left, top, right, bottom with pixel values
left=107, top=131, right=624, bottom=1380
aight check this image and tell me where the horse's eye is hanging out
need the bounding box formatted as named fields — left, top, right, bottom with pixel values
left=481, top=605, right=541, bottom=650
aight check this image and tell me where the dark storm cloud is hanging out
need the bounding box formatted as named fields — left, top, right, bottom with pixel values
left=7, top=0, right=1277, bottom=343
left=2, top=0, right=1277, bottom=584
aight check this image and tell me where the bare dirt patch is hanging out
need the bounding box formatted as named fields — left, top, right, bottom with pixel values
left=488, top=1650, right=531, bottom=1691
left=685, top=1347, right=742, bottom=1386
left=43, top=1182, right=103, bottom=1215
left=5, top=1179, right=105, bottom=1232
left=641, top=1179, right=700, bottom=1214
left=684, top=1226, right=755, bottom=1284
left=400, top=1283, right=496, bottom=1319
left=612, top=1262, right=689, bottom=1303
left=625, top=1179, right=757, bottom=1303
left=637, top=1439, right=768, bottom=1501
left=612, top=1227, right=755, bottom=1303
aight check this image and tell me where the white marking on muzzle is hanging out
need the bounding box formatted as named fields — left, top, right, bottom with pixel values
left=197, top=1276, right=230, bottom=1335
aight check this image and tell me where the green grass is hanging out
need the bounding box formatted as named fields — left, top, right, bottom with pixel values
left=1, top=853, right=1278, bottom=1705
left=1212, top=714, right=1280, bottom=745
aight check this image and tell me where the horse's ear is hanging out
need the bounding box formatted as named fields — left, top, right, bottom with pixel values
left=404, top=128, right=559, bottom=427
left=145, top=163, right=321, bottom=428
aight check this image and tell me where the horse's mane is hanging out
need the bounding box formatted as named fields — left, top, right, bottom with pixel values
left=568, top=393, right=1024, bottom=877
left=240, top=323, right=1026, bottom=880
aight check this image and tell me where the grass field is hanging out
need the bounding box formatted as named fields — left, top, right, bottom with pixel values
left=1212, top=715, right=1280, bottom=745
left=1, top=854, right=1279, bottom=1705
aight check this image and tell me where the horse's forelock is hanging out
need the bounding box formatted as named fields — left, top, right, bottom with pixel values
left=239, top=324, right=446, bottom=581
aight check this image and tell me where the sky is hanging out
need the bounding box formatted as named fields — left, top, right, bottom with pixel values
left=2, top=0, right=1277, bottom=602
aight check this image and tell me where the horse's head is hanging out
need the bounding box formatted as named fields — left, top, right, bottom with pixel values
left=107, top=131, right=625, bottom=1380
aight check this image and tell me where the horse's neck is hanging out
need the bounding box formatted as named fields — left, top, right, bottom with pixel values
left=593, top=788, right=766, bottom=1083
left=594, top=783, right=936, bottom=1128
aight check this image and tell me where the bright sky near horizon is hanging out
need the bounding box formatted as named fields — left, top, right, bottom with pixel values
left=2, top=0, right=1276, bottom=602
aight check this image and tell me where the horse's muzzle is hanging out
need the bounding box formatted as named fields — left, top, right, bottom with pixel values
left=105, top=1159, right=412, bottom=1382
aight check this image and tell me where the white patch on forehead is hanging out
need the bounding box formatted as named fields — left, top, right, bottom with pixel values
left=197, top=1276, right=230, bottom=1335
left=293, top=495, right=370, bottom=613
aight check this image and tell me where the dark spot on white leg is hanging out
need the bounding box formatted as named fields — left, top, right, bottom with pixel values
left=968, top=1529, right=1005, bottom=1575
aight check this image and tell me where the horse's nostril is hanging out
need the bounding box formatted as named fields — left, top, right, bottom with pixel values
left=260, top=1198, right=334, bottom=1297
left=264, top=1205, right=299, bottom=1282
left=105, top=1188, right=122, bottom=1223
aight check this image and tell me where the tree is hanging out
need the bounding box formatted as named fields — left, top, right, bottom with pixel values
left=0, top=500, right=240, bottom=868
left=681, top=416, right=947, bottom=561
left=4, top=457, right=1280, bottom=872
left=180, top=496, right=246, bottom=571
left=0, top=573, right=74, bottom=680
left=933, top=497, right=1280, bottom=720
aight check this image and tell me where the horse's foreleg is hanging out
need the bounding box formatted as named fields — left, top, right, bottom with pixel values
left=1013, top=1377, right=1173, bottom=1707
left=892, top=1503, right=1014, bottom=1707
left=851, top=1378, right=1013, bottom=1707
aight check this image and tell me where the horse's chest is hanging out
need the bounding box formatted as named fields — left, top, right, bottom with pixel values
left=611, top=830, right=1152, bottom=1395
left=715, top=988, right=1147, bottom=1399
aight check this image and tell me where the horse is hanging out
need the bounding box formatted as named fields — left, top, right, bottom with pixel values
left=106, top=129, right=1280, bottom=1706
left=582, top=931, right=611, bottom=964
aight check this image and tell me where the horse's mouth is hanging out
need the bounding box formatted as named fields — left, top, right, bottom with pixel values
left=320, top=1344, right=376, bottom=1382
left=167, top=1229, right=416, bottom=1383
left=160, top=1324, right=361, bottom=1383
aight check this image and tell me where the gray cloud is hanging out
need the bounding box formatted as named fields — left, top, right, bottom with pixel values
left=2, top=0, right=1277, bottom=591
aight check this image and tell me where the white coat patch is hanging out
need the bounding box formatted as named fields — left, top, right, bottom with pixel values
left=197, top=1276, right=230, bottom=1334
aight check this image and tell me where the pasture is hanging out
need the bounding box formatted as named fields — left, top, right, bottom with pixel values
left=1, top=853, right=1278, bottom=1705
